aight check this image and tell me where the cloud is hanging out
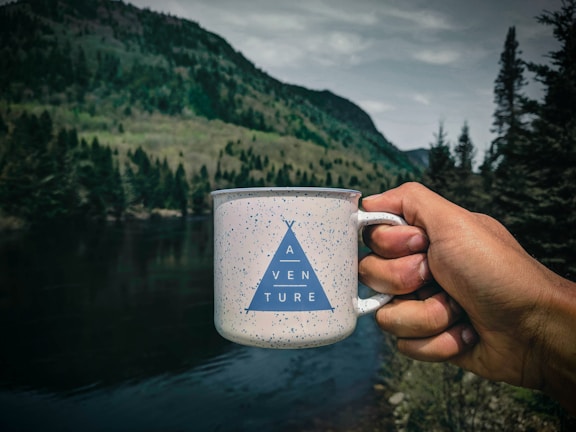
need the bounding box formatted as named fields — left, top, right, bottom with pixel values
left=312, top=31, right=372, bottom=59
left=413, top=49, right=461, bottom=65
left=219, top=12, right=306, bottom=32
left=380, top=6, right=457, bottom=31
left=241, top=37, right=304, bottom=68
left=238, top=30, right=372, bottom=69
left=295, top=0, right=379, bottom=26
left=133, top=1, right=462, bottom=71
left=237, top=31, right=373, bottom=71
left=358, top=100, right=396, bottom=113
left=163, top=0, right=378, bottom=70
left=412, top=93, right=431, bottom=106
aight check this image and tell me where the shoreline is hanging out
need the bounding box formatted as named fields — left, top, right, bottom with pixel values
left=0, top=206, right=212, bottom=233
left=295, top=385, right=395, bottom=432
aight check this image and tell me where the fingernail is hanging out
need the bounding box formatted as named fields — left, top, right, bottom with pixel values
left=461, top=326, right=478, bottom=346
left=418, top=257, right=430, bottom=281
left=449, top=297, right=463, bottom=315
left=407, top=234, right=428, bottom=252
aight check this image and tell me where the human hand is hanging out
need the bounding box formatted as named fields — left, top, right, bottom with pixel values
left=359, top=182, right=576, bottom=414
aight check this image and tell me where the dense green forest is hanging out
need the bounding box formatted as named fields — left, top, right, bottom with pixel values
left=420, top=2, right=576, bottom=280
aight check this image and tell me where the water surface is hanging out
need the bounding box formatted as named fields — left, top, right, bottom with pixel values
left=0, top=218, right=389, bottom=431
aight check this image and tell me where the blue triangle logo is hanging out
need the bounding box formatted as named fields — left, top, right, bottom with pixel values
left=246, top=221, right=334, bottom=312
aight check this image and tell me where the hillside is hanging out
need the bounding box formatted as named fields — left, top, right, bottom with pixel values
left=405, top=148, right=429, bottom=170
left=0, top=0, right=419, bottom=224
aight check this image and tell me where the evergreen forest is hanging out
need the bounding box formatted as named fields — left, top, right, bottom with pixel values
left=422, top=4, right=576, bottom=280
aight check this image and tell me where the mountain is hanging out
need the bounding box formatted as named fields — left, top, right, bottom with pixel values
left=405, top=148, right=429, bottom=170
left=0, top=0, right=420, bottom=224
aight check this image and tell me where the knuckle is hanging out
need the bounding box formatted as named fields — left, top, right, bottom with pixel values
left=375, top=306, right=394, bottom=331
left=421, top=292, right=451, bottom=333
left=395, top=255, right=425, bottom=291
left=400, top=181, right=424, bottom=193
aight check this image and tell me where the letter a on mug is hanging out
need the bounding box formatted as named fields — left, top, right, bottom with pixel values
left=246, top=220, right=334, bottom=312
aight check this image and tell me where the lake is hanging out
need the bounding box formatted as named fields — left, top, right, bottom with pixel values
left=0, top=217, right=391, bottom=431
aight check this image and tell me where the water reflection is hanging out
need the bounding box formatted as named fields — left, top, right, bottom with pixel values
left=0, top=218, right=388, bottom=431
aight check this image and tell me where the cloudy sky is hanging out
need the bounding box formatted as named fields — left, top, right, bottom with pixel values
left=59, top=1, right=574, bottom=155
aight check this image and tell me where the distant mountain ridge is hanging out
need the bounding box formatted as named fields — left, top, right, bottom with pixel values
left=0, top=0, right=419, bottom=190
left=405, top=148, right=429, bottom=169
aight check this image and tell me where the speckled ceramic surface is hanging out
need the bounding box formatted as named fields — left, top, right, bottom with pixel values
left=211, top=187, right=406, bottom=349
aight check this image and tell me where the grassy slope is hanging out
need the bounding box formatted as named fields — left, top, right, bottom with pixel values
left=4, top=101, right=397, bottom=196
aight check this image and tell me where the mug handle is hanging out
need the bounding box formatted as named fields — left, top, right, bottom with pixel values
left=355, top=210, right=408, bottom=316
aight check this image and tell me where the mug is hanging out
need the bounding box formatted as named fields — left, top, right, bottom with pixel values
left=211, top=187, right=406, bottom=349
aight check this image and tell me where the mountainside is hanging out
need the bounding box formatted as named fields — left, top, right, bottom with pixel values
left=0, top=0, right=419, bottom=224
left=405, top=148, right=429, bottom=170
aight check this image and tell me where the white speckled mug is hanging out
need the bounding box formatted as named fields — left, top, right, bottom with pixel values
left=211, top=187, right=407, bottom=349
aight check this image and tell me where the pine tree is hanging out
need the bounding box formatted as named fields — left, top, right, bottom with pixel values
left=424, top=122, right=455, bottom=199
left=174, top=162, right=189, bottom=216
left=2, top=113, right=51, bottom=216
left=0, top=113, right=43, bottom=219
left=75, top=136, right=121, bottom=219
left=521, top=0, right=576, bottom=276
left=129, top=146, right=154, bottom=208
left=452, top=122, right=478, bottom=210
left=0, top=112, right=78, bottom=223
left=491, top=27, right=528, bottom=164
left=149, top=158, right=163, bottom=208
left=454, top=122, right=475, bottom=174
left=191, top=164, right=210, bottom=214
left=488, top=26, right=531, bottom=221
left=109, top=163, right=125, bottom=219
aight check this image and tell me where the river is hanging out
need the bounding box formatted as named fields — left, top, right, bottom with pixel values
left=0, top=217, right=390, bottom=431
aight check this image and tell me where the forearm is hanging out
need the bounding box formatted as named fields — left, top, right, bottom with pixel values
left=538, top=274, right=576, bottom=415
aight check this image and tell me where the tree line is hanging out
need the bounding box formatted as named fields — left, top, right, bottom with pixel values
left=423, top=2, right=576, bottom=279
left=1, top=109, right=397, bottom=226
left=0, top=110, right=191, bottom=225
left=212, top=138, right=404, bottom=192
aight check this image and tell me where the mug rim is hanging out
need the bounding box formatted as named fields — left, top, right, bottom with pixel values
left=210, top=187, right=361, bottom=197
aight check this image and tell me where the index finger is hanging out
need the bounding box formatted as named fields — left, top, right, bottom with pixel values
left=362, top=183, right=468, bottom=237
left=362, top=224, right=429, bottom=259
